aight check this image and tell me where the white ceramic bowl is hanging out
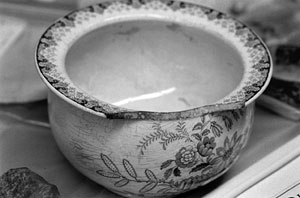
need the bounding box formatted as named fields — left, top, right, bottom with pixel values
left=35, top=0, right=272, bottom=197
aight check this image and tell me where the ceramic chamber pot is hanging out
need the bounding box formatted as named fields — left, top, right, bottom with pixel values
left=35, top=0, right=272, bottom=197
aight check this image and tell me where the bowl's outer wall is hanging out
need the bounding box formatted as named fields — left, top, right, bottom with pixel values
left=48, top=91, right=255, bottom=197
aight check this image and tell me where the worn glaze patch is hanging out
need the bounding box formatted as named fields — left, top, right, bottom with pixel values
left=36, top=0, right=272, bottom=120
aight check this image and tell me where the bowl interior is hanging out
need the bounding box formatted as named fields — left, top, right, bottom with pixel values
left=65, top=19, right=244, bottom=112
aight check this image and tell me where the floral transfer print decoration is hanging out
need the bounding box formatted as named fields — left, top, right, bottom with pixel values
left=92, top=109, right=247, bottom=196
left=36, top=0, right=272, bottom=120
left=96, top=130, right=244, bottom=196
left=137, top=109, right=244, bottom=155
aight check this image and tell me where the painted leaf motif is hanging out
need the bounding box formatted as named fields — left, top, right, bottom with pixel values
left=192, top=133, right=202, bottom=141
left=201, top=115, right=206, bottom=124
left=160, top=132, right=186, bottom=150
left=176, top=121, right=188, bottom=135
left=231, top=111, right=240, bottom=121
left=160, top=160, right=173, bottom=170
left=239, top=109, right=244, bottom=117
left=100, top=153, right=119, bottom=173
left=114, top=178, right=130, bottom=187
left=164, top=167, right=174, bottom=180
left=96, top=170, right=121, bottom=178
left=123, top=159, right=137, bottom=179
left=189, top=163, right=209, bottom=174
left=211, top=127, right=222, bottom=137
left=210, top=121, right=223, bottom=137
left=173, top=167, right=181, bottom=177
left=212, top=121, right=223, bottom=130
left=192, top=122, right=203, bottom=131
left=139, top=182, right=157, bottom=193
left=157, top=188, right=171, bottom=194
left=145, top=169, right=157, bottom=182
left=201, top=129, right=210, bottom=136
left=222, top=116, right=233, bottom=131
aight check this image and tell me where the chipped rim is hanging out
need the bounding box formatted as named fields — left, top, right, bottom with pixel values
left=35, top=0, right=272, bottom=120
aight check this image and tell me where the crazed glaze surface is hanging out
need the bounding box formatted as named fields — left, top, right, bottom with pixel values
left=35, top=0, right=272, bottom=197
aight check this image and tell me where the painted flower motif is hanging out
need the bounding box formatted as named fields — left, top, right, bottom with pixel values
left=175, top=146, right=197, bottom=168
left=197, top=136, right=216, bottom=157
left=175, top=177, right=194, bottom=192
left=210, top=131, right=243, bottom=173
left=174, top=172, right=218, bottom=192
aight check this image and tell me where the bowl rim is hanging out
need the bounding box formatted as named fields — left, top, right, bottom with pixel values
left=35, top=0, right=273, bottom=120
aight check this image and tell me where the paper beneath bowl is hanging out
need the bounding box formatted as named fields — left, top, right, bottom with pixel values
left=0, top=14, right=48, bottom=103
